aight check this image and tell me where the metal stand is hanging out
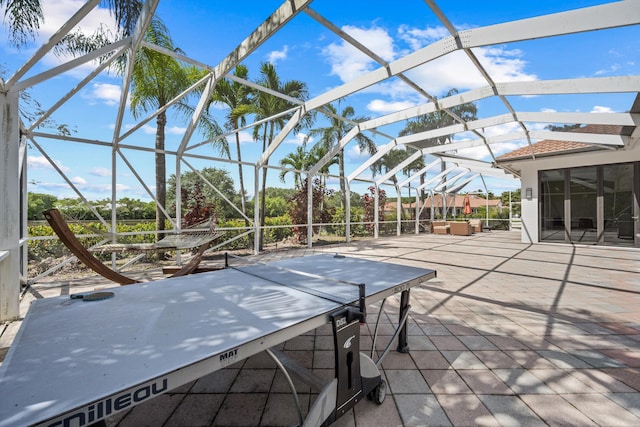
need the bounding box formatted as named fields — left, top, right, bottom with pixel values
left=303, top=306, right=384, bottom=427
left=397, top=289, right=411, bottom=353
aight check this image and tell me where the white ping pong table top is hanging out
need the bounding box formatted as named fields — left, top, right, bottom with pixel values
left=0, top=253, right=435, bottom=427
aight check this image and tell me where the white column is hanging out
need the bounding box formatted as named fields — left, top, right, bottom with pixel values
left=396, top=186, right=401, bottom=236
left=306, top=173, right=312, bottom=248
left=345, top=180, right=351, bottom=243
left=374, top=186, right=379, bottom=239
left=0, top=87, right=20, bottom=321
left=253, top=166, right=260, bottom=255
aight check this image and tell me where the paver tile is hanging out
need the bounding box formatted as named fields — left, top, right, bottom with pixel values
left=518, top=394, right=597, bottom=426
left=562, top=393, right=640, bottom=426
left=164, top=394, right=224, bottom=427
left=436, top=394, right=497, bottom=426
left=411, top=350, right=452, bottom=370
left=493, top=368, right=556, bottom=394
left=457, top=370, right=513, bottom=395
left=394, top=394, right=451, bottom=427
left=420, top=369, right=472, bottom=394
left=477, top=395, right=546, bottom=427
left=386, top=369, right=431, bottom=394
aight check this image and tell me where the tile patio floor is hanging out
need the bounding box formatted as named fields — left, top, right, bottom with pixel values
left=3, top=230, right=640, bottom=426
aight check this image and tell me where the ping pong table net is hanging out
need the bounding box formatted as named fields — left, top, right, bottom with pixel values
left=43, top=208, right=224, bottom=285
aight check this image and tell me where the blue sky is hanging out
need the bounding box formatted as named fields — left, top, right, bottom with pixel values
left=2, top=0, right=639, bottom=203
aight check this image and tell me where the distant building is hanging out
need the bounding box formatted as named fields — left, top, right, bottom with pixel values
left=383, top=194, right=501, bottom=219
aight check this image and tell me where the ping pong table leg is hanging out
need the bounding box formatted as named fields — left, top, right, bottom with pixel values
left=396, top=289, right=411, bottom=353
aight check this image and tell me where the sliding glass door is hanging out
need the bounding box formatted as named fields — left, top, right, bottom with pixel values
left=540, top=170, right=566, bottom=242
left=539, top=162, right=638, bottom=247
left=570, top=167, right=597, bottom=244
left=603, top=163, right=635, bottom=245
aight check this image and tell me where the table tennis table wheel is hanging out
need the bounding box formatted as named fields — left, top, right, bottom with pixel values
left=368, top=379, right=386, bottom=404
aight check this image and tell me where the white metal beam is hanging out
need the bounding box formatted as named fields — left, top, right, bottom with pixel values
left=257, top=107, right=305, bottom=167
left=12, top=37, right=131, bottom=92
left=417, top=165, right=460, bottom=191
left=528, top=130, right=627, bottom=146
left=433, top=170, right=470, bottom=192
left=397, top=159, right=440, bottom=188
left=446, top=174, right=481, bottom=193
left=459, top=2, right=640, bottom=49
left=308, top=126, right=359, bottom=176
left=347, top=140, right=398, bottom=181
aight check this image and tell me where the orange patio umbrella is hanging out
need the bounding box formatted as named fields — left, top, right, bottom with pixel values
left=463, top=193, right=472, bottom=217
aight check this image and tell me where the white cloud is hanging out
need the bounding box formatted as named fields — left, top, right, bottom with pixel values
left=230, top=130, right=257, bottom=144
left=367, top=99, right=416, bottom=114
left=477, top=47, right=537, bottom=83
left=595, top=64, right=620, bottom=76
left=402, top=47, right=536, bottom=96
left=345, top=143, right=376, bottom=162
left=70, top=176, right=87, bottom=185
left=591, top=105, right=614, bottom=113
left=321, top=24, right=537, bottom=97
left=39, top=1, right=116, bottom=43
left=166, top=125, right=186, bottom=135
left=450, top=121, right=541, bottom=160
left=27, top=155, right=70, bottom=172
left=83, top=82, right=121, bottom=106
left=268, top=45, right=289, bottom=64
left=90, top=167, right=111, bottom=177
left=397, top=24, right=449, bottom=51
left=148, top=124, right=183, bottom=135
left=38, top=1, right=119, bottom=73
left=323, top=25, right=395, bottom=82
left=284, top=133, right=312, bottom=145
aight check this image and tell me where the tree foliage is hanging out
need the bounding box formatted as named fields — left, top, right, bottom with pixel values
left=288, top=178, right=334, bottom=243
left=362, top=186, right=386, bottom=233
left=250, top=62, right=311, bottom=249
left=1, top=0, right=142, bottom=48
left=399, top=88, right=478, bottom=145
left=309, top=103, right=376, bottom=208
left=167, top=167, right=239, bottom=221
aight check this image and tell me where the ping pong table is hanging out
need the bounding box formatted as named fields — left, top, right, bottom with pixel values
left=0, top=253, right=436, bottom=427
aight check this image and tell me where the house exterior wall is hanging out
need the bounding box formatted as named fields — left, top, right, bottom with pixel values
left=515, top=146, right=640, bottom=244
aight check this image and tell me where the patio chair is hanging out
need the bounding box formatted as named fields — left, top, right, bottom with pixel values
left=468, top=219, right=483, bottom=233
left=431, top=220, right=450, bottom=235
left=449, top=221, right=473, bottom=236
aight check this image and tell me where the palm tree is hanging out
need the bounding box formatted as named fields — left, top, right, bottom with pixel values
left=279, top=146, right=311, bottom=189
left=309, top=103, right=376, bottom=209
left=251, top=62, right=311, bottom=250
left=399, top=88, right=477, bottom=144
left=399, top=88, right=478, bottom=193
left=209, top=65, right=252, bottom=224
left=129, top=19, right=225, bottom=240
left=1, top=0, right=142, bottom=48
left=307, top=143, right=338, bottom=188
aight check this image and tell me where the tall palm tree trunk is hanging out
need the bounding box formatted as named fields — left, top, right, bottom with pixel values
left=155, top=111, right=167, bottom=241
left=338, top=150, right=346, bottom=209
left=233, top=122, right=248, bottom=227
